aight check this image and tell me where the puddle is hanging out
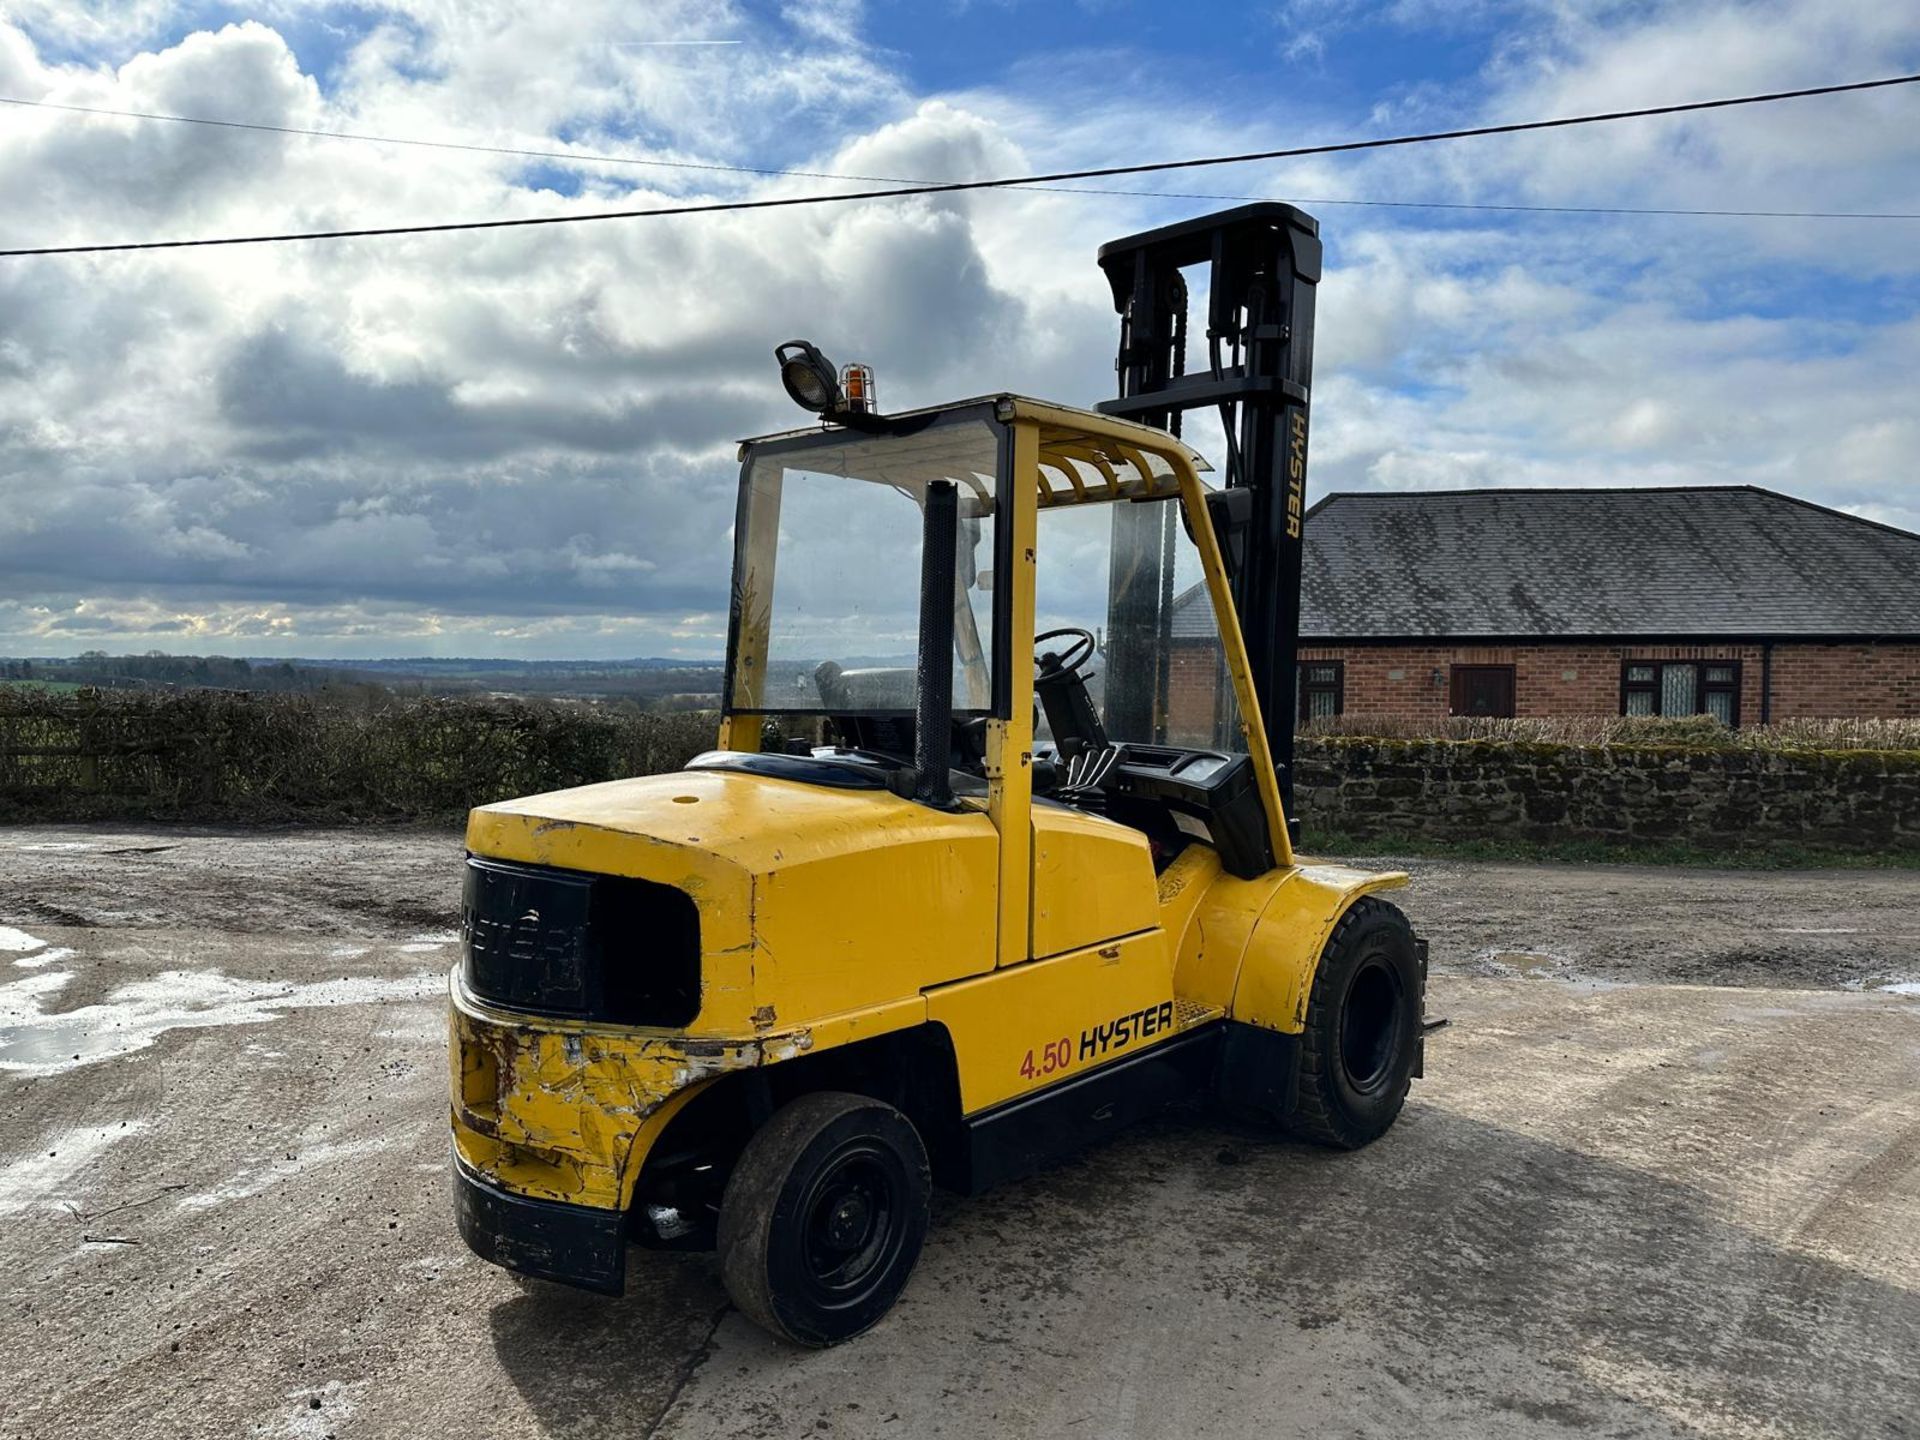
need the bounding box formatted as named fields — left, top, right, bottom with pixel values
left=0, top=967, right=439, bottom=1074
left=1466, top=946, right=1576, bottom=979
left=1498, top=950, right=1567, bottom=976
left=11, top=842, right=93, bottom=853
left=0, top=1119, right=151, bottom=1216
left=0, top=926, right=47, bottom=953
left=1882, top=982, right=1920, bottom=997
left=14, top=947, right=73, bottom=971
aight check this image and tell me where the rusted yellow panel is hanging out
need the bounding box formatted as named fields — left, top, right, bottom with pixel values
left=1228, top=862, right=1409, bottom=1034
left=451, top=980, right=931, bottom=1209
left=448, top=981, right=749, bottom=1209
left=1030, top=802, right=1157, bottom=958
left=927, top=929, right=1187, bottom=1114
left=796, top=993, right=928, bottom=1052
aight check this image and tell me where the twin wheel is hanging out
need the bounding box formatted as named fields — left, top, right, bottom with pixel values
left=713, top=897, right=1421, bottom=1346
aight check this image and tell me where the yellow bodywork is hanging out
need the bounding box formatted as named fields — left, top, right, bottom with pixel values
left=450, top=397, right=1405, bottom=1214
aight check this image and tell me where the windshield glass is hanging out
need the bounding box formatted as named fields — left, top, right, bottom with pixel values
left=1033, top=493, right=1247, bottom=753
left=728, top=415, right=1001, bottom=715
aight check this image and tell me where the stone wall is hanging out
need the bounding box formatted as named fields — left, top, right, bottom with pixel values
left=1292, top=736, right=1920, bottom=852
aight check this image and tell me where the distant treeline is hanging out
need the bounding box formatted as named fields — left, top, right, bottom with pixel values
left=311, top=655, right=725, bottom=704
left=0, top=651, right=724, bottom=706
left=1, top=651, right=395, bottom=695
left=0, top=688, right=724, bottom=822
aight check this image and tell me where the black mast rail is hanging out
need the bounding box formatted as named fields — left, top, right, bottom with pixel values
left=1096, top=203, right=1321, bottom=830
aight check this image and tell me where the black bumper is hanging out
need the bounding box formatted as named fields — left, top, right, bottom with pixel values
left=452, top=1155, right=627, bottom=1295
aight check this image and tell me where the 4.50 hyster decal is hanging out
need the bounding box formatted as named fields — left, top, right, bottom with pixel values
left=1018, top=1001, right=1177, bottom=1081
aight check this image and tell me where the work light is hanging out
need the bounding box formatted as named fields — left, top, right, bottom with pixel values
left=775, top=339, right=841, bottom=414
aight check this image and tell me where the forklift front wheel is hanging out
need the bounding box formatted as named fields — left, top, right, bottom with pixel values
left=1289, top=897, right=1422, bottom=1149
left=717, top=1091, right=931, bottom=1347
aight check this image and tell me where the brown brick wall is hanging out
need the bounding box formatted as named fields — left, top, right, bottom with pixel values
left=1768, top=644, right=1920, bottom=718
left=1165, top=640, right=1920, bottom=730
left=1168, top=645, right=1220, bottom=739
left=1291, top=641, right=1920, bottom=723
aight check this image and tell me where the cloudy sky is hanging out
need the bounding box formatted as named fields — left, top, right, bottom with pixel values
left=0, top=0, right=1916, bottom=659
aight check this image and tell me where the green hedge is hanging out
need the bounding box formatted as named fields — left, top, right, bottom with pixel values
left=1301, top=713, right=1920, bottom=751
left=0, top=689, right=723, bottom=822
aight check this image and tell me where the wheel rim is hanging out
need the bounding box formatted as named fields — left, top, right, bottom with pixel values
left=795, top=1140, right=909, bottom=1308
left=1340, top=958, right=1405, bottom=1095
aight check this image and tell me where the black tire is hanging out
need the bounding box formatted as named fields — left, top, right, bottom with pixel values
left=1290, top=897, right=1422, bottom=1149
left=717, top=1091, right=930, bottom=1347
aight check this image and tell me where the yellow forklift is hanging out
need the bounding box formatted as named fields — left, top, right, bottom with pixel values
left=449, top=205, right=1426, bottom=1345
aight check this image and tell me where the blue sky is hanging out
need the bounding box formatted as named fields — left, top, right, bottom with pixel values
left=0, top=0, right=1916, bottom=657
left=864, top=0, right=1496, bottom=107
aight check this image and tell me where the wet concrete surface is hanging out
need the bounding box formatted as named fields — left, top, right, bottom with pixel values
left=1, top=825, right=1916, bottom=1439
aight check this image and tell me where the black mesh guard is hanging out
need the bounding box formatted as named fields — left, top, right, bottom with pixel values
left=461, top=856, right=700, bottom=1025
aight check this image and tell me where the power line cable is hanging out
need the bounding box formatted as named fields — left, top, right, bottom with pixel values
left=0, top=93, right=886, bottom=182
left=2, top=72, right=1915, bottom=258
left=5, top=91, right=1917, bottom=221
left=1082, top=190, right=1920, bottom=219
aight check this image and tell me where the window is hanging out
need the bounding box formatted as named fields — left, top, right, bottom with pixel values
left=1622, top=661, right=1740, bottom=725
left=728, top=415, right=1001, bottom=715
left=1450, top=665, right=1515, bottom=718
left=1298, top=661, right=1345, bottom=722
left=1032, top=497, right=1247, bottom=753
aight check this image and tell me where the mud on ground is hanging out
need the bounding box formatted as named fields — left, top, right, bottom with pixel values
left=1, top=825, right=1916, bottom=1439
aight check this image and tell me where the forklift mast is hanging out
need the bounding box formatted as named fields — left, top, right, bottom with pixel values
left=1095, top=203, right=1321, bottom=812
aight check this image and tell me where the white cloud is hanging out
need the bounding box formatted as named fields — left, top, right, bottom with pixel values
left=0, top=0, right=1914, bottom=657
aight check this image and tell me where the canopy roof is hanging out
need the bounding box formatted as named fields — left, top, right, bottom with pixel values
left=741, top=395, right=1210, bottom=510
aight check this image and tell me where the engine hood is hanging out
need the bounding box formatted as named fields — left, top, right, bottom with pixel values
left=466, top=767, right=992, bottom=880
left=465, top=766, right=1000, bottom=1034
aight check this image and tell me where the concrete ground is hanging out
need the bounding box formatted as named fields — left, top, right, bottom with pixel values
left=1, top=825, right=1916, bottom=1440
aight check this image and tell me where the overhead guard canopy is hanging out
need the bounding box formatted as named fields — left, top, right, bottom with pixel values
left=740, top=395, right=1212, bottom=511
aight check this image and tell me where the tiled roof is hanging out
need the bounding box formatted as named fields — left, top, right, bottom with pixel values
left=1289, top=485, right=1920, bottom=639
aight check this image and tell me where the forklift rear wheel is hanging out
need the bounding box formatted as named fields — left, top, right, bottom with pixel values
left=717, top=1091, right=931, bottom=1347
left=1290, top=897, right=1421, bottom=1149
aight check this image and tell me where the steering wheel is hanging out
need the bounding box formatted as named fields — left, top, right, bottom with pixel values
left=1035, top=626, right=1097, bottom=675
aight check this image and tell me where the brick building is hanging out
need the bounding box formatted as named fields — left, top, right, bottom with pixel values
left=1171, top=485, right=1920, bottom=727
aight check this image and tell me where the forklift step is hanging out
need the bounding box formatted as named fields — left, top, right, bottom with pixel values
left=1173, top=998, right=1225, bottom=1031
